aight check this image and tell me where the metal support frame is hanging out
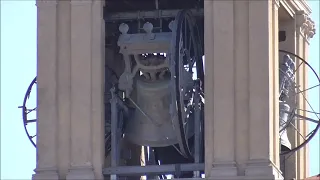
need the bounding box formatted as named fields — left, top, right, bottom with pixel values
left=193, top=80, right=202, bottom=178
left=110, top=87, right=120, bottom=180
left=103, top=163, right=204, bottom=176
left=105, top=85, right=204, bottom=179
left=104, top=9, right=204, bottom=22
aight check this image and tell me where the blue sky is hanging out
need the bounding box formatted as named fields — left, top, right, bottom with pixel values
left=0, top=1, right=319, bottom=179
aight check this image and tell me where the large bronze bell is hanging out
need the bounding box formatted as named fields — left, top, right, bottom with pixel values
left=125, top=75, right=194, bottom=147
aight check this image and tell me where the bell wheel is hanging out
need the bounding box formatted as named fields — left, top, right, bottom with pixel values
left=279, top=50, right=320, bottom=156
left=19, top=77, right=37, bottom=147
left=170, top=9, right=204, bottom=159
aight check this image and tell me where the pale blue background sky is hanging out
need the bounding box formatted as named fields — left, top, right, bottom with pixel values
left=1, top=1, right=319, bottom=179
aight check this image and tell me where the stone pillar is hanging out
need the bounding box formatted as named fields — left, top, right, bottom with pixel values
left=203, top=1, right=214, bottom=176
left=234, top=0, right=250, bottom=176
left=204, top=0, right=237, bottom=178
left=294, top=11, right=315, bottom=180
left=33, top=0, right=59, bottom=179
left=56, top=0, right=71, bottom=178
left=204, top=0, right=282, bottom=179
left=245, top=1, right=282, bottom=179
left=65, top=0, right=105, bottom=179
left=91, top=1, right=105, bottom=179
left=34, top=0, right=105, bottom=179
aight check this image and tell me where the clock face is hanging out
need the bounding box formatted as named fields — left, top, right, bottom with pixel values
left=20, top=77, right=37, bottom=148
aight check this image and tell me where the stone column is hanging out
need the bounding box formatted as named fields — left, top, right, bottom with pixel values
left=32, top=0, right=59, bottom=179
left=203, top=1, right=214, bottom=176
left=233, top=0, right=250, bottom=176
left=57, top=0, right=71, bottom=178
left=66, top=0, right=105, bottom=179
left=91, top=1, right=105, bottom=179
left=204, top=0, right=237, bottom=178
left=204, top=1, right=282, bottom=179
left=210, top=0, right=237, bottom=176
left=294, top=11, right=315, bottom=180
left=244, top=1, right=282, bottom=179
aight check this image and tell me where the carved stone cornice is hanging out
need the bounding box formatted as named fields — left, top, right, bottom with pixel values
left=292, top=0, right=312, bottom=15
left=280, top=0, right=312, bottom=18
left=296, top=11, right=316, bottom=41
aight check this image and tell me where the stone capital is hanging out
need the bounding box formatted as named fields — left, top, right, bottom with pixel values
left=296, top=11, right=316, bottom=41
left=273, top=0, right=280, bottom=9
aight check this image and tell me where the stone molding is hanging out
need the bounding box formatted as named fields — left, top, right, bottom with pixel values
left=70, top=0, right=92, bottom=6
left=273, top=0, right=280, bottom=9
left=66, top=166, right=95, bottom=180
left=36, top=0, right=58, bottom=7
left=210, top=161, right=238, bottom=177
left=280, top=0, right=313, bottom=19
left=290, top=0, right=312, bottom=15
left=281, top=0, right=312, bottom=15
left=32, top=167, right=59, bottom=180
left=244, top=159, right=284, bottom=180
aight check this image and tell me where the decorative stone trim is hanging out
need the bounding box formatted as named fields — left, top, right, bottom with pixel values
left=70, top=0, right=92, bottom=6
left=66, top=166, right=95, bottom=180
left=32, top=167, right=59, bottom=180
left=279, top=0, right=313, bottom=18
left=245, top=159, right=283, bottom=180
left=36, top=0, right=57, bottom=7
left=209, top=161, right=238, bottom=177
left=296, top=11, right=316, bottom=41
left=291, top=0, right=312, bottom=15
left=273, top=0, right=280, bottom=9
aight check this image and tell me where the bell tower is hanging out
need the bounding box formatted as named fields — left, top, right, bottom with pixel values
left=20, top=0, right=318, bottom=180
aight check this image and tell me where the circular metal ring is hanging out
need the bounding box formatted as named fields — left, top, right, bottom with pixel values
left=279, top=50, right=320, bottom=156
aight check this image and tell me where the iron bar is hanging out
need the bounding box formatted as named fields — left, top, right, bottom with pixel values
left=282, top=110, right=319, bottom=123
left=103, top=163, right=204, bottom=176
left=193, top=81, right=201, bottom=178
left=110, top=87, right=120, bottom=180
left=104, top=9, right=203, bottom=22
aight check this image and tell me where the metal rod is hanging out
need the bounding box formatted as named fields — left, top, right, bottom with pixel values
left=26, top=119, right=37, bottom=123
left=145, top=147, right=158, bottom=179
left=104, top=9, right=204, bottom=22
left=103, top=163, right=204, bottom=176
left=155, top=0, right=159, bottom=10
left=110, top=87, right=119, bottom=180
left=193, top=82, right=201, bottom=178
left=282, top=110, right=319, bottom=123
